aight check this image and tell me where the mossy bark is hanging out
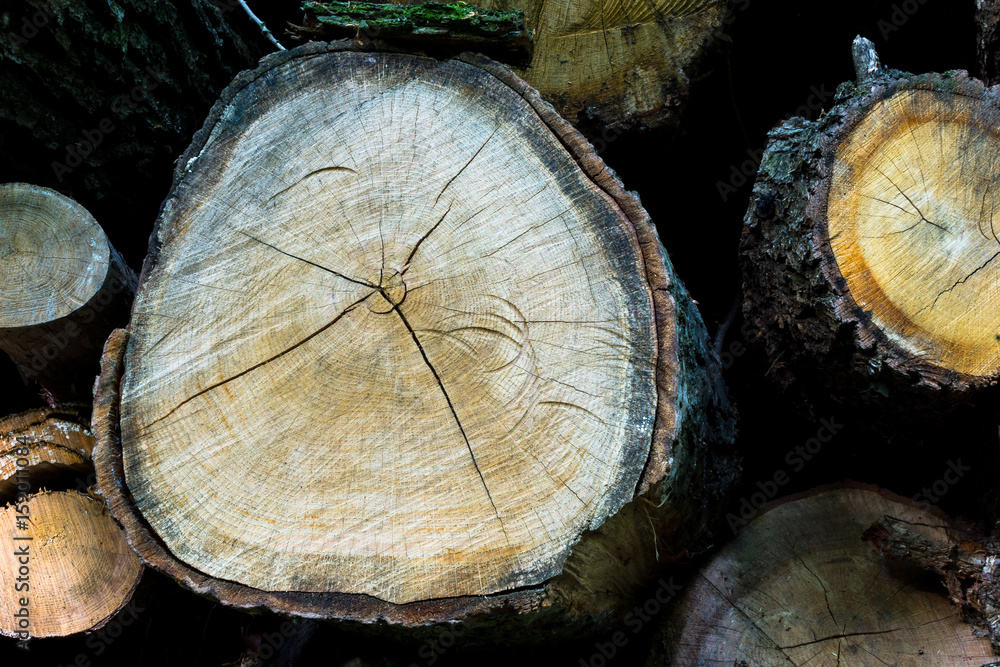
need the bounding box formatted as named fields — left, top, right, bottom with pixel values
left=293, top=1, right=532, bottom=64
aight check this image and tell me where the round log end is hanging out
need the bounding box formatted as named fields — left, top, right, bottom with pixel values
left=0, top=489, right=143, bottom=639
left=741, top=67, right=1000, bottom=421
left=0, top=184, right=110, bottom=328
left=0, top=183, right=137, bottom=402
left=94, top=43, right=737, bottom=638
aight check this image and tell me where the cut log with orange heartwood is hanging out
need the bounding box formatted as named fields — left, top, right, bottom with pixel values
left=741, top=39, right=1000, bottom=425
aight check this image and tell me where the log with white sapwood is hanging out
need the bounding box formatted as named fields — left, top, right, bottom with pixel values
left=740, top=38, right=1000, bottom=423
left=92, top=42, right=738, bottom=638
left=649, top=484, right=997, bottom=665
left=0, top=184, right=137, bottom=403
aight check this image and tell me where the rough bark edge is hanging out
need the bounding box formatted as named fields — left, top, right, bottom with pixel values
left=102, top=42, right=736, bottom=634
left=863, top=513, right=1000, bottom=653
left=741, top=69, right=999, bottom=421
left=0, top=405, right=91, bottom=439
left=290, top=1, right=533, bottom=66
left=0, top=405, right=95, bottom=501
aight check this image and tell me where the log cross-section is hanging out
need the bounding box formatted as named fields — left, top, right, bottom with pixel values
left=94, top=42, right=737, bottom=634
left=740, top=64, right=1000, bottom=422
left=827, top=88, right=1000, bottom=377
left=0, top=184, right=136, bottom=403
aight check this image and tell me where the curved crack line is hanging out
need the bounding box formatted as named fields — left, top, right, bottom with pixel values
left=391, top=303, right=510, bottom=543
left=916, top=250, right=1000, bottom=316
left=144, top=292, right=375, bottom=429
left=239, top=231, right=377, bottom=289
left=263, top=166, right=357, bottom=206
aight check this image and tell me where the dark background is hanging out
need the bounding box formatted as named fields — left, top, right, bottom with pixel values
left=0, top=1, right=994, bottom=665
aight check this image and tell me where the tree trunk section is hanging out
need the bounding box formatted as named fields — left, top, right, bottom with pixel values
left=649, top=483, right=996, bottom=665
left=0, top=405, right=93, bottom=501
left=376, top=0, right=727, bottom=136
left=740, top=59, right=1000, bottom=426
left=0, top=489, right=143, bottom=641
left=0, top=184, right=137, bottom=403
left=864, top=514, right=1000, bottom=655
left=0, top=0, right=275, bottom=244
left=92, top=42, right=737, bottom=640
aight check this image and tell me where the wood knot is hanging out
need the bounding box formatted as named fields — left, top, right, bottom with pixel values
left=369, top=269, right=406, bottom=313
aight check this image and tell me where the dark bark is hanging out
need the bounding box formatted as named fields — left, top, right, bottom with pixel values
left=864, top=514, right=1000, bottom=654
left=0, top=0, right=275, bottom=262
left=290, top=1, right=533, bottom=65
left=978, top=0, right=1000, bottom=86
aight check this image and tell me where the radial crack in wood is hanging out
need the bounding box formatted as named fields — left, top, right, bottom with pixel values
left=829, top=89, right=1000, bottom=377
left=93, top=43, right=737, bottom=635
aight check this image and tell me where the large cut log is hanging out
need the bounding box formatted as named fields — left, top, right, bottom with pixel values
left=0, top=0, right=276, bottom=231
left=93, top=42, right=737, bottom=638
left=0, top=184, right=137, bottom=403
left=0, top=489, right=143, bottom=642
left=0, top=406, right=93, bottom=501
left=649, top=484, right=996, bottom=665
left=740, top=39, right=1000, bottom=423
left=366, top=0, right=727, bottom=136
